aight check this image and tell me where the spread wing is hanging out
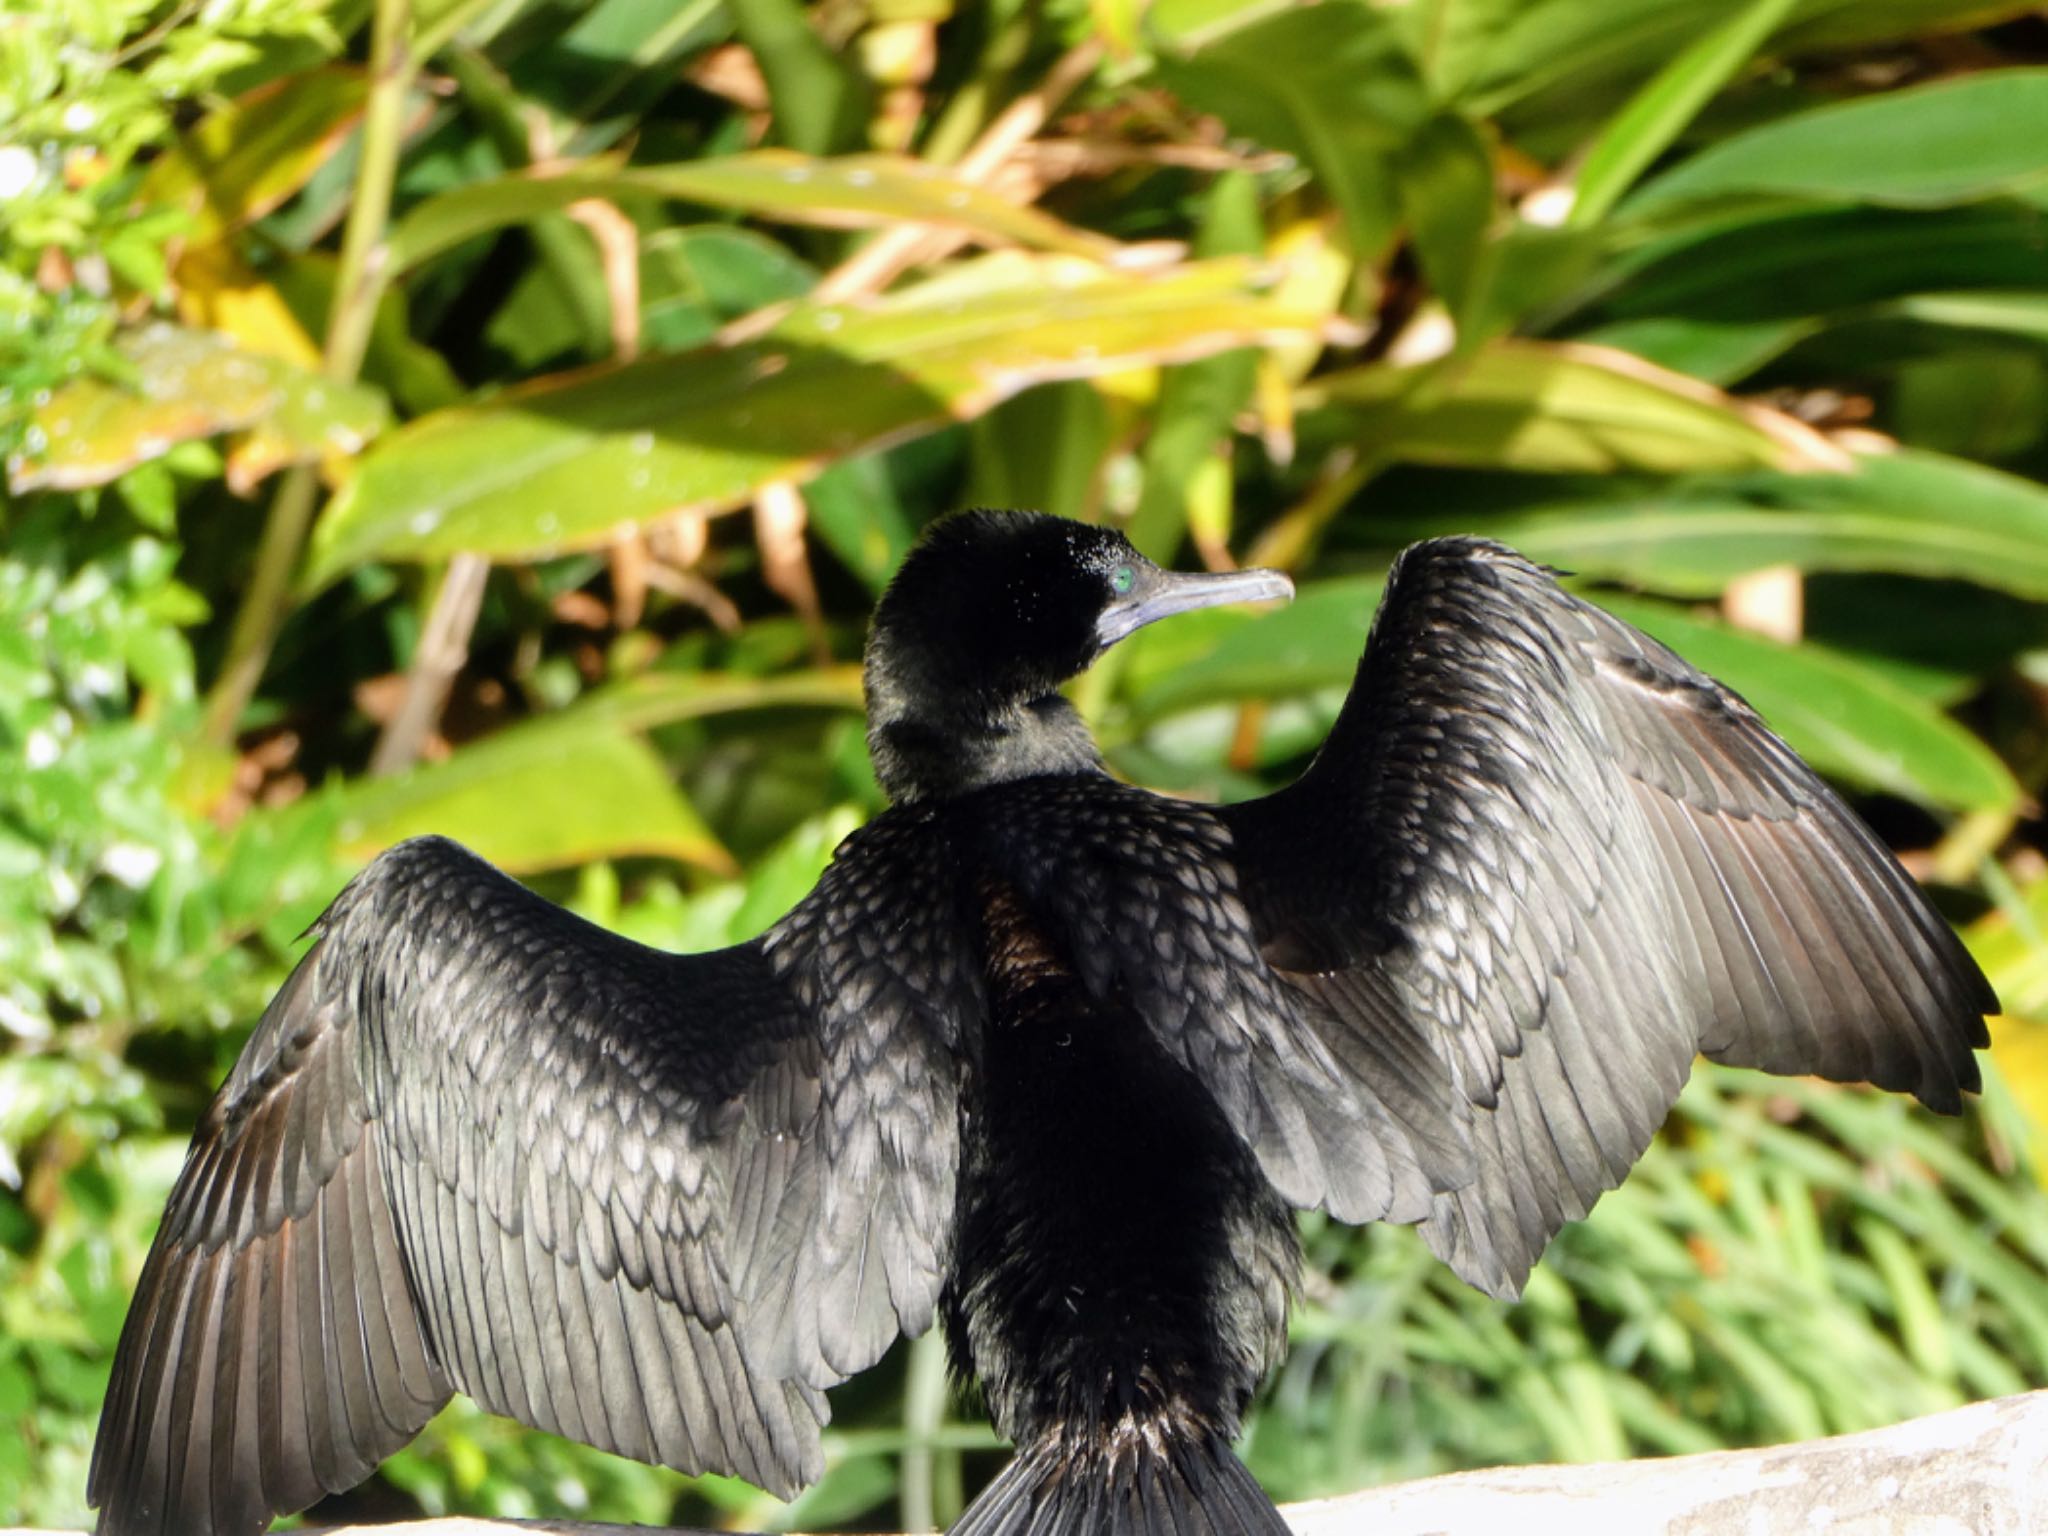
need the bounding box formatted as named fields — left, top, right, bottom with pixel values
left=91, top=825, right=973, bottom=1536
left=1223, top=538, right=1994, bottom=1298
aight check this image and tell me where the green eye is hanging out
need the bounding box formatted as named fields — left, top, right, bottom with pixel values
left=1110, top=565, right=1135, bottom=594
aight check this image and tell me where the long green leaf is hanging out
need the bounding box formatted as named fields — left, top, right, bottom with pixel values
left=334, top=716, right=732, bottom=875
left=1301, top=339, right=1838, bottom=475
left=386, top=152, right=1119, bottom=275
left=1888, top=290, right=2048, bottom=344
left=1574, top=203, right=2048, bottom=331
left=1568, top=0, right=1800, bottom=227
left=307, top=255, right=1343, bottom=581
left=1625, top=67, right=2048, bottom=215
left=327, top=663, right=864, bottom=876
left=1358, top=449, right=2048, bottom=601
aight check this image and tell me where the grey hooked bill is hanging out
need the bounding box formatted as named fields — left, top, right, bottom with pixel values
left=1095, top=565, right=1294, bottom=647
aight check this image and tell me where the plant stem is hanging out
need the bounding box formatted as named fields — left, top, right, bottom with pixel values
left=368, top=553, right=489, bottom=776
left=201, top=0, right=414, bottom=747
left=200, top=466, right=321, bottom=745
left=900, top=1327, right=951, bottom=1533
left=407, top=0, right=501, bottom=74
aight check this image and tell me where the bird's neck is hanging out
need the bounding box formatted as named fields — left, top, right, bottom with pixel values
left=867, top=691, right=1104, bottom=803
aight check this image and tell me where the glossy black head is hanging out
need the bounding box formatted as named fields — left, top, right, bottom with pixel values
left=864, top=509, right=1292, bottom=803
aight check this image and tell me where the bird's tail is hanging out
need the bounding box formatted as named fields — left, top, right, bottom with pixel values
left=949, top=1423, right=1290, bottom=1536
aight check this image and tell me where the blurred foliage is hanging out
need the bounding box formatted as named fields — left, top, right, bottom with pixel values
left=6, top=0, right=2048, bottom=1530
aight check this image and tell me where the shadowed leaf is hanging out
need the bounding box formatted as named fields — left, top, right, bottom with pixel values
left=1625, top=68, right=2048, bottom=215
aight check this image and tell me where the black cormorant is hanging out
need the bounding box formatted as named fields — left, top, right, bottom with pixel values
left=91, top=510, right=1994, bottom=1536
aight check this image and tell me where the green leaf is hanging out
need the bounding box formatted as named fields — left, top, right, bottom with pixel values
left=386, top=153, right=1119, bottom=276
left=1887, top=290, right=2048, bottom=344
left=307, top=255, right=1344, bottom=580
left=1892, top=350, right=2048, bottom=462
left=806, top=454, right=922, bottom=595
left=642, top=225, right=817, bottom=349
left=1569, top=315, right=1816, bottom=384
left=1301, top=339, right=1838, bottom=475
left=138, top=66, right=368, bottom=246
left=1568, top=0, right=1801, bottom=228
left=1360, top=449, right=2048, bottom=601
left=1126, top=578, right=1381, bottom=720
left=331, top=715, right=733, bottom=875
left=1599, top=595, right=2019, bottom=813
left=967, top=382, right=1115, bottom=534
left=8, top=324, right=389, bottom=495
left=1130, top=170, right=1264, bottom=556
left=1157, top=4, right=1427, bottom=264
left=1777, top=0, right=2040, bottom=54
left=1625, top=68, right=2048, bottom=215
left=1395, top=111, right=1500, bottom=323
left=520, top=665, right=865, bottom=738
left=729, top=0, right=870, bottom=156
left=1575, top=204, right=2048, bottom=330
left=1403, top=0, right=1727, bottom=118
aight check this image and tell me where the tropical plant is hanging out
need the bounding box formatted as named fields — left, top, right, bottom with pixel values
left=5, top=0, right=2048, bottom=1530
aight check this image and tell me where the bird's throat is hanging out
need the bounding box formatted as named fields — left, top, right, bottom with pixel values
left=868, top=694, right=1104, bottom=803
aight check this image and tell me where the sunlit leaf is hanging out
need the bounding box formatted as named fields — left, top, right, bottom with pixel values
left=1358, top=449, right=2048, bottom=601
left=307, top=255, right=1347, bottom=580
left=1568, top=0, right=1801, bottom=227
left=386, top=152, right=1121, bottom=276
left=334, top=716, right=733, bottom=875
left=1970, top=874, right=2048, bottom=1022
left=139, top=67, right=369, bottom=247
left=1887, top=291, right=2048, bottom=344
left=1971, top=874, right=2048, bottom=1181
left=1301, top=340, right=1843, bottom=475
left=1626, top=68, right=2048, bottom=215
left=8, top=324, right=389, bottom=495
left=173, top=241, right=322, bottom=367
left=569, top=666, right=867, bottom=735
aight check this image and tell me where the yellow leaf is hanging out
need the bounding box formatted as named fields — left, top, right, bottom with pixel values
left=141, top=67, right=369, bottom=248
left=175, top=242, right=321, bottom=367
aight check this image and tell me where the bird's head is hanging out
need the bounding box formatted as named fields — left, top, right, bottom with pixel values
left=864, top=509, right=1293, bottom=802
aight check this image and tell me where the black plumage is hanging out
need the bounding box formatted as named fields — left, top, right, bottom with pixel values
left=91, top=510, right=1994, bottom=1536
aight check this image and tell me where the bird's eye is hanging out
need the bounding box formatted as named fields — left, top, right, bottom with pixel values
left=1110, top=565, right=1135, bottom=594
